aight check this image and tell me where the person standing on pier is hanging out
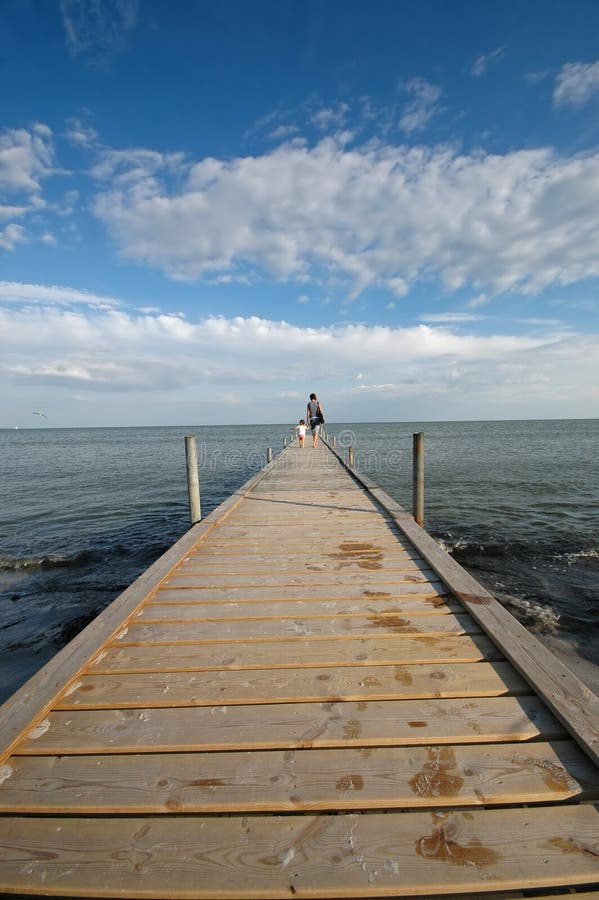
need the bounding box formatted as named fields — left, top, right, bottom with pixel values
left=293, top=419, right=307, bottom=448
left=306, top=392, right=324, bottom=448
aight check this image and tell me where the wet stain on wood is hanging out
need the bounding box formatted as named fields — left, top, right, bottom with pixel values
left=549, top=836, right=599, bottom=858
left=429, top=669, right=447, bottom=680
left=336, top=773, right=364, bottom=792
left=394, top=667, right=414, bottom=685
left=191, top=778, right=225, bottom=787
left=363, top=590, right=392, bottom=599
left=457, top=591, right=491, bottom=606
left=343, top=719, right=362, bottom=739
left=408, top=721, right=428, bottom=728
left=425, top=596, right=449, bottom=608
left=368, top=614, right=414, bottom=633
left=360, top=675, right=381, bottom=687
left=355, top=747, right=374, bottom=758
left=329, top=543, right=384, bottom=570
left=409, top=747, right=464, bottom=798
left=512, top=754, right=580, bottom=794
left=416, top=823, right=502, bottom=867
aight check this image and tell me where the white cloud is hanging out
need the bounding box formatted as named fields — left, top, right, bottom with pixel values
left=471, top=47, right=506, bottom=78
left=0, top=125, right=57, bottom=248
left=0, top=204, right=28, bottom=221
left=419, top=312, right=486, bottom=323
left=65, top=118, right=99, bottom=148
left=0, top=125, right=55, bottom=195
left=297, top=294, right=309, bottom=304
left=553, top=61, right=599, bottom=108
left=0, top=224, right=26, bottom=251
left=91, top=135, right=599, bottom=300
left=467, top=292, right=489, bottom=308
left=398, top=78, right=442, bottom=134
left=0, top=281, right=121, bottom=309
left=269, top=124, right=300, bottom=141
left=311, top=103, right=350, bottom=131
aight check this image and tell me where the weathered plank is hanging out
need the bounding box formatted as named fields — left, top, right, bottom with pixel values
left=174, top=557, right=424, bottom=575
left=0, top=806, right=598, bottom=897
left=140, top=595, right=459, bottom=620
left=2, top=741, right=596, bottom=814
left=55, top=661, right=528, bottom=709
left=153, top=582, right=451, bottom=602
left=88, top=634, right=506, bottom=674
left=15, top=696, right=562, bottom=755
left=118, top=612, right=480, bottom=645
left=164, top=570, right=437, bottom=588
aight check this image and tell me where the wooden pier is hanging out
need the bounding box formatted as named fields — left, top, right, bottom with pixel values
left=1, top=437, right=598, bottom=898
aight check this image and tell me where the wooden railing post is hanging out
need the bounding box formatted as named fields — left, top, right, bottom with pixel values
left=185, top=434, right=201, bottom=525
left=332, top=435, right=336, bottom=448
left=348, top=446, right=354, bottom=467
left=412, top=432, right=424, bottom=527
left=267, top=447, right=273, bottom=463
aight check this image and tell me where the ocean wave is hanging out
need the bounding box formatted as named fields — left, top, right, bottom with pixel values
left=497, top=593, right=561, bottom=634
left=437, top=531, right=599, bottom=567
left=0, top=551, right=91, bottom=572
left=555, top=547, right=599, bottom=564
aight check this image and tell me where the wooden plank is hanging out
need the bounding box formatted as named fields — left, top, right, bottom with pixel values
left=14, top=696, right=562, bottom=754
left=139, top=596, right=461, bottom=620
left=174, top=559, right=429, bottom=576
left=153, top=582, right=451, bottom=602
left=197, top=535, right=412, bottom=549
left=0, top=805, right=598, bottom=897
left=172, top=552, right=429, bottom=568
left=210, top=522, right=398, bottom=533
left=88, top=634, right=506, bottom=674
left=2, top=740, right=597, bottom=814
left=164, top=570, right=437, bottom=588
left=113, top=612, right=481, bottom=645
left=55, top=661, right=529, bottom=709
left=182, top=543, right=417, bottom=556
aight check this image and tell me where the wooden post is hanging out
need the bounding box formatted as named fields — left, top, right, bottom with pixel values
left=412, top=431, right=424, bottom=527
left=333, top=435, right=336, bottom=448
left=348, top=445, right=354, bottom=467
left=284, top=437, right=287, bottom=448
left=184, top=435, right=201, bottom=525
left=267, top=447, right=273, bottom=463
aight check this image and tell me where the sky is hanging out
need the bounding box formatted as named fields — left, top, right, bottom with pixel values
left=2, top=0, right=599, bottom=427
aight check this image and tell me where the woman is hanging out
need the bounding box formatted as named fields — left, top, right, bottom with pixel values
left=306, top=392, right=324, bottom=448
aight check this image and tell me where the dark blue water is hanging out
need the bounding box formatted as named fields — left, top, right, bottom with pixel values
left=1, top=421, right=597, bottom=704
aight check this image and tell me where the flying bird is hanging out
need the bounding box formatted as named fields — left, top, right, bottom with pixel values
left=32, top=411, right=47, bottom=418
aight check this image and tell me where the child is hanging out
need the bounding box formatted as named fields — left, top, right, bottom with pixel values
left=294, top=419, right=307, bottom=448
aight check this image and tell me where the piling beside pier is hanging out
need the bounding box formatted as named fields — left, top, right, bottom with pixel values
left=0, top=437, right=598, bottom=898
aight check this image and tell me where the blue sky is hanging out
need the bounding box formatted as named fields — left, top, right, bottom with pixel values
left=2, top=0, right=599, bottom=427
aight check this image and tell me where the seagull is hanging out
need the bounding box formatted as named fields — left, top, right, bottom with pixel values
left=32, top=410, right=47, bottom=418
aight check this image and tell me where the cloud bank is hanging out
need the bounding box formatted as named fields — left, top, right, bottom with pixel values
left=90, top=135, right=599, bottom=300
left=2, top=300, right=596, bottom=424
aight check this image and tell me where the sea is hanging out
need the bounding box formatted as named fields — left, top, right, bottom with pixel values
left=1, top=420, right=598, bottom=705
